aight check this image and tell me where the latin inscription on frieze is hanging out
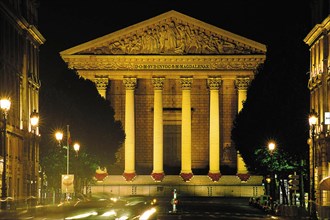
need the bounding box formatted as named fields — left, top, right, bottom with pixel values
left=135, top=64, right=210, bottom=69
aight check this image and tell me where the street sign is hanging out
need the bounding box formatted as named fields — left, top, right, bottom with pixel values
left=289, top=179, right=300, bottom=186
left=61, top=174, right=74, bottom=194
left=325, top=112, right=330, bottom=125
left=289, top=186, right=299, bottom=191
left=288, top=175, right=299, bottom=179
left=288, top=173, right=299, bottom=191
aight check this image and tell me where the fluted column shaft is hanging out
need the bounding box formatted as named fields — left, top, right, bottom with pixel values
left=207, top=78, right=222, bottom=181
left=180, top=77, right=193, bottom=182
left=151, top=78, right=165, bottom=181
left=123, top=78, right=137, bottom=181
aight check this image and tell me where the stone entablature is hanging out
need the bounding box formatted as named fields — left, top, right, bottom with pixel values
left=62, top=55, right=265, bottom=72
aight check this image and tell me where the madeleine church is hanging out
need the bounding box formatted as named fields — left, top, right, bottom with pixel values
left=60, top=10, right=266, bottom=189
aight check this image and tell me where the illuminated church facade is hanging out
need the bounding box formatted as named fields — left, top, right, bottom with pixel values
left=60, top=10, right=266, bottom=192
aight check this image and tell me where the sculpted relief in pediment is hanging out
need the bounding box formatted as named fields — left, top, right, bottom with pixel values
left=79, top=19, right=257, bottom=55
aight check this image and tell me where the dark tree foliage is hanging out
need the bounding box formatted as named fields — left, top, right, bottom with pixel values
left=39, top=61, right=125, bottom=171
left=231, top=29, right=310, bottom=174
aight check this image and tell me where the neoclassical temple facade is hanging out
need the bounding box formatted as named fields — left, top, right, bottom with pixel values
left=60, top=10, right=266, bottom=183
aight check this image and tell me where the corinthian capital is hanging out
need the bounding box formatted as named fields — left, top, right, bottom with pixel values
left=152, top=77, right=165, bottom=90
left=94, top=77, right=109, bottom=90
left=207, top=77, right=222, bottom=90
left=123, top=77, right=137, bottom=90
left=180, top=77, right=193, bottom=90
left=235, top=77, right=250, bottom=90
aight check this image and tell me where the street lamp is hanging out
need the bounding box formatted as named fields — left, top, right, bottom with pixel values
left=0, top=98, right=10, bottom=210
left=30, top=110, right=39, bottom=199
left=73, top=143, right=80, bottom=156
left=55, top=131, right=63, bottom=147
left=268, top=142, right=276, bottom=154
left=55, top=126, right=72, bottom=200
left=309, top=109, right=318, bottom=219
left=268, top=141, right=276, bottom=207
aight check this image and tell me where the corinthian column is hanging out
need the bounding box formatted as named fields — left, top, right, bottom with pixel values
left=151, top=77, right=165, bottom=182
left=235, top=77, right=250, bottom=180
left=180, top=77, right=193, bottom=182
left=207, top=78, right=222, bottom=182
left=123, top=77, right=137, bottom=181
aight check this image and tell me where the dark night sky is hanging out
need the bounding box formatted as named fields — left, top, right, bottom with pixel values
left=38, top=0, right=312, bottom=74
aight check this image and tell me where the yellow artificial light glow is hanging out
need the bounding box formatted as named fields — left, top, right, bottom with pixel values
left=73, top=143, right=80, bottom=152
left=309, top=111, right=317, bottom=125
left=0, top=98, right=11, bottom=112
left=30, top=110, right=39, bottom=127
left=55, top=131, right=63, bottom=142
left=268, top=142, right=276, bottom=152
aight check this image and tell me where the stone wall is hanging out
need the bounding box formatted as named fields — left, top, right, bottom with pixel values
left=91, top=175, right=265, bottom=198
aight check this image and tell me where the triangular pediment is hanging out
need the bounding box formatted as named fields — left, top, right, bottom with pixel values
left=60, top=10, right=266, bottom=56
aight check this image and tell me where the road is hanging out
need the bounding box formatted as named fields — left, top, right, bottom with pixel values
left=0, top=196, right=308, bottom=219
left=157, top=197, right=307, bottom=220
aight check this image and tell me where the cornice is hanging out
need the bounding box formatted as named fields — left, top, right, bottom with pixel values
left=0, top=2, right=45, bottom=45
left=304, top=15, right=330, bottom=46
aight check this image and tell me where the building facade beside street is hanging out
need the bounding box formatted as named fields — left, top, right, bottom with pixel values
left=0, top=0, right=44, bottom=202
left=304, top=1, right=330, bottom=218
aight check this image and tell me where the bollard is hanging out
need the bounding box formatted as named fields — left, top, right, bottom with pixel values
left=171, top=189, right=178, bottom=213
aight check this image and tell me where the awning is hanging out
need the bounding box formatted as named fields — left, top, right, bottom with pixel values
left=319, top=176, right=330, bottom=190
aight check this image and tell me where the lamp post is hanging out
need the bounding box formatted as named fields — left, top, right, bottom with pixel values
left=309, top=110, right=318, bottom=219
left=30, top=110, right=39, bottom=199
left=0, top=98, right=10, bottom=210
left=55, top=125, right=72, bottom=200
left=73, top=143, right=80, bottom=195
left=268, top=141, right=276, bottom=205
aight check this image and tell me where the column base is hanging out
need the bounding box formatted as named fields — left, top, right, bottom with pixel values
left=208, top=172, right=221, bottom=182
left=236, top=173, right=250, bottom=182
left=122, top=172, right=137, bottom=182
left=180, top=172, right=193, bottom=182
left=151, top=172, right=165, bottom=182
left=95, top=173, right=108, bottom=182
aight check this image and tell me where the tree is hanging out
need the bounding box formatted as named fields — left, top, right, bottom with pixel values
left=231, top=27, right=310, bottom=174
left=39, top=61, right=125, bottom=200
left=39, top=67, right=125, bottom=168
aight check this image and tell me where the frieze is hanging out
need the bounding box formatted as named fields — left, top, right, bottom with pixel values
left=78, top=19, right=261, bottom=56
left=64, top=56, right=265, bottom=70
left=136, top=64, right=209, bottom=69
